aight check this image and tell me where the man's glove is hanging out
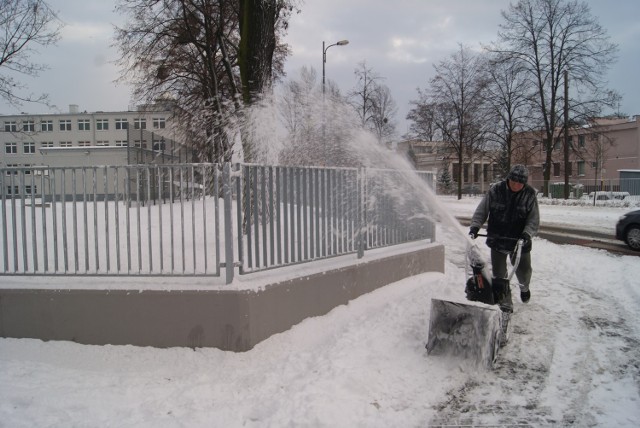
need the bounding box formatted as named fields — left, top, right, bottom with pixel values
left=511, top=232, right=531, bottom=264
left=469, top=226, right=479, bottom=240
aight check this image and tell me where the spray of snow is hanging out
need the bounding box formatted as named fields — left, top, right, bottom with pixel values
left=242, top=89, right=484, bottom=271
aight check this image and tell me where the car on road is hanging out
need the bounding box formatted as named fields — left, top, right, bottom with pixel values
left=582, top=191, right=631, bottom=202
left=616, top=209, right=640, bottom=251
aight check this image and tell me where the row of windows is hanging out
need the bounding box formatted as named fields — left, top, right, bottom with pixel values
left=452, top=160, right=593, bottom=183
left=3, top=118, right=166, bottom=133
left=5, top=185, right=37, bottom=195
left=543, top=134, right=595, bottom=151
left=5, top=140, right=168, bottom=154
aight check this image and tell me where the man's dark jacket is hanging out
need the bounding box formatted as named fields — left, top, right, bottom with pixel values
left=470, top=180, right=540, bottom=254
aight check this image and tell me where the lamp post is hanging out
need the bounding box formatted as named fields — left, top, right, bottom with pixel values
left=322, top=40, right=349, bottom=165
left=322, top=40, right=349, bottom=95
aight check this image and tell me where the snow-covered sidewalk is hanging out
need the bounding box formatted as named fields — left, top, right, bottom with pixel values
left=1, top=198, right=639, bottom=427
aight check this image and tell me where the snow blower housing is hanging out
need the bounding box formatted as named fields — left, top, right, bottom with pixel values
left=426, top=237, right=523, bottom=368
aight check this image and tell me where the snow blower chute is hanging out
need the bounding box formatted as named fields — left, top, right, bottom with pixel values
left=426, top=235, right=523, bottom=368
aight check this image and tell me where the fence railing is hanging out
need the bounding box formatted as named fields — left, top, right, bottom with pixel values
left=0, top=164, right=436, bottom=282
left=451, top=178, right=640, bottom=200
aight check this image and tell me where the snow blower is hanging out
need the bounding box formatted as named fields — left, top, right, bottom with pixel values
left=426, top=234, right=523, bottom=368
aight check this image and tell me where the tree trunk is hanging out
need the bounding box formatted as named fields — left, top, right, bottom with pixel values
left=238, top=0, right=277, bottom=105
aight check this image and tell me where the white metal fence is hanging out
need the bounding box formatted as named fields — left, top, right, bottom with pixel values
left=0, top=164, right=436, bottom=283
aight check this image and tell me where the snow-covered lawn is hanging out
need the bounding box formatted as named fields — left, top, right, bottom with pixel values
left=1, top=197, right=639, bottom=427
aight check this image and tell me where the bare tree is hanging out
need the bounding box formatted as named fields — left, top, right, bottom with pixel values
left=584, top=133, right=612, bottom=194
left=0, top=0, right=62, bottom=107
left=490, top=0, right=618, bottom=195
left=348, top=61, right=397, bottom=144
left=413, top=45, right=489, bottom=199
left=278, top=66, right=323, bottom=165
left=114, top=0, right=295, bottom=163
left=406, top=89, right=439, bottom=141
left=368, top=84, right=397, bottom=143
left=483, top=55, right=536, bottom=175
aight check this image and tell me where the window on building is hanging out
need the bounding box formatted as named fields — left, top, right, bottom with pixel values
left=59, top=120, right=72, bottom=131
left=4, top=121, right=17, bottom=132
left=96, top=140, right=109, bottom=146
left=59, top=141, right=72, bottom=147
left=41, top=141, right=54, bottom=148
left=5, top=164, right=18, bottom=175
left=578, top=135, right=585, bottom=148
left=133, top=140, right=147, bottom=149
left=153, top=117, right=166, bottom=129
left=153, top=140, right=166, bottom=151
left=553, top=162, right=561, bottom=177
left=96, top=119, right=109, bottom=131
left=41, top=120, right=53, bottom=132
left=473, top=164, right=481, bottom=183
left=133, top=118, right=146, bottom=130
left=577, top=160, right=585, bottom=176
left=77, top=141, right=91, bottom=147
left=115, top=119, right=128, bottom=130
left=115, top=140, right=127, bottom=147
left=78, top=119, right=91, bottom=131
left=6, top=185, right=36, bottom=195
left=23, top=142, right=36, bottom=154
left=23, top=120, right=35, bottom=132
left=5, top=142, right=17, bottom=154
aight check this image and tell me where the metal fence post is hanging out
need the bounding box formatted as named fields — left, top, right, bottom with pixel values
left=357, top=167, right=365, bottom=259
left=223, top=163, right=234, bottom=284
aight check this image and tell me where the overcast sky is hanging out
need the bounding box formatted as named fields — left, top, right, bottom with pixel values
left=4, top=0, right=639, bottom=137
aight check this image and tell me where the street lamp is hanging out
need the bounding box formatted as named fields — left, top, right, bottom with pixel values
left=322, top=39, right=348, bottom=166
left=322, top=40, right=349, bottom=95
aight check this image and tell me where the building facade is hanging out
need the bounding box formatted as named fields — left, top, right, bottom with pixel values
left=1, top=103, right=190, bottom=168
left=397, top=139, right=498, bottom=194
left=513, top=116, right=640, bottom=194
left=400, top=115, right=640, bottom=196
left=1, top=103, right=192, bottom=198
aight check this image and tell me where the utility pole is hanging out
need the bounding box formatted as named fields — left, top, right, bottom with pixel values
left=563, top=70, right=570, bottom=199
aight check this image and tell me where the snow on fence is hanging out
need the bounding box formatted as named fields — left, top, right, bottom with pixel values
left=0, top=163, right=436, bottom=283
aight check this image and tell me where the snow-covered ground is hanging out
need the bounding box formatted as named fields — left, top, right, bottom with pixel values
left=1, top=196, right=639, bottom=427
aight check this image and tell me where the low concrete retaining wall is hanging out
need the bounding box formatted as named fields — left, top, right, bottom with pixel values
left=0, top=243, right=444, bottom=351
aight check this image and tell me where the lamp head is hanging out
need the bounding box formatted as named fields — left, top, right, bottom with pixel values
left=336, top=40, right=349, bottom=46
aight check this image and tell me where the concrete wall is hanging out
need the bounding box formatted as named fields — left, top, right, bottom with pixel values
left=0, top=243, right=444, bottom=351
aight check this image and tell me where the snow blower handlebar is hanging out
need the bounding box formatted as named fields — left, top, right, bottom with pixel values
left=469, top=233, right=525, bottom=281
left=475, top=233, right=519, bottom=241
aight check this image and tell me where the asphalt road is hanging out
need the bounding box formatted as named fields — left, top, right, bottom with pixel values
left=456, top=217, right=639, bottom=257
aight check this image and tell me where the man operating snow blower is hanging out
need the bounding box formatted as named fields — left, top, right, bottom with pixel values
left=426, top=164, right=540, bottom=367
left=468, top=164, right=540, bottom=313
